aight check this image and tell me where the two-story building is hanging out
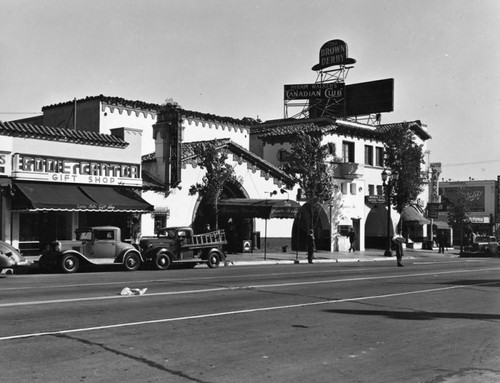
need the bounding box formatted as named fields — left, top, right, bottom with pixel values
left=250, top=117, right=432, bottom=251
left=0, top=120, right=153, bottom=255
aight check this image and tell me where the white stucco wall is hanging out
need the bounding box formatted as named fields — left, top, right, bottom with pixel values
left=141, top=156, right=299, bottom=238
left=99, top=105, right=157, bottom=156
left=181, top=118, right=250, bottom=149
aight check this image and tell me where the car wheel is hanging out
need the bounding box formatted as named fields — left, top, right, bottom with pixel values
left=61, top=254, right=79, bottom=273
left=123, top=252, right=141, bottom=271
left=207, top=252, right=220, bottom=269
left=154, top=252, right=171, bottom=270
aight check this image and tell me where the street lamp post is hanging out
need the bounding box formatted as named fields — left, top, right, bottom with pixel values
left=381, top=169, right=399, bottom=257
left=264, top=190, right=278, bottom=260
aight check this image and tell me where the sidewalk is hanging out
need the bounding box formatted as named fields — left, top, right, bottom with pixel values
left=225, top=247, right=461, bottom=266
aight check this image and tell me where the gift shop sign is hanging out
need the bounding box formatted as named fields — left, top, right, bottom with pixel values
left=12, top=154, right=142, bottom=187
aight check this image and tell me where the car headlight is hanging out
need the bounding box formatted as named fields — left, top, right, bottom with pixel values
left=54, top=241, right=62, bottom=252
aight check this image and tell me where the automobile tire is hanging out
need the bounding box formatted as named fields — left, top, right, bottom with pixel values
left=61, top=254, right=79, bottom=273
left=154, top=252, right=171, bottom=270
left=123, top=252, right=141, bottom=271
left=207, top=252, right=220, bottom=269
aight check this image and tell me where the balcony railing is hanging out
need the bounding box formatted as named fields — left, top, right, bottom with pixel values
left=331, top=162, right=363, bottom=179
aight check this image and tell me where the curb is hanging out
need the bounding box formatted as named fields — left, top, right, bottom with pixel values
left=227, top=257, right=404, bottom=266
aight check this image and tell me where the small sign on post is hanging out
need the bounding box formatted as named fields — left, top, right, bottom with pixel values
left=242, top=240, right=252, bottom=253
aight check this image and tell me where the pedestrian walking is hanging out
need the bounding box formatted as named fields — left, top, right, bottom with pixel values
left=348, top=228, right=357, bottom=252
left=437, top=231, right=445, bottom=253
left=130, top=217, right=142, bottom=251
left=307, top=229, right=316, bottom=264
left=393, top=235, right=404, bottom=267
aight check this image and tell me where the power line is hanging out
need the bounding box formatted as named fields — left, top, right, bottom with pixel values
left=442, top=159, right=500, bottom=167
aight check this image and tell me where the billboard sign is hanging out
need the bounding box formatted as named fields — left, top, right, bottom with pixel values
left=344, top=78, right=394, bottom=116
left=440, top=186, right=486, bottom=212
left=429, top=162, right=442, bottom=203
left=284, top=82, right=344, bottom=101
left=307, top=78, right=394, bottom=118
left=426, top=203, right=441, bottom=219
left=312, top=39, right=356, bottom=71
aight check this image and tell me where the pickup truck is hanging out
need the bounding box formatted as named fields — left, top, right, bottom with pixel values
left=38, top=226, right=227, bottom=273
left=140, top=227, right=227, bottom=270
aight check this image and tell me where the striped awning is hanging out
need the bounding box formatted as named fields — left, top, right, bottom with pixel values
left=12, top=182, right=153, bottom=213
left=401, top=205, right=430, bottom=225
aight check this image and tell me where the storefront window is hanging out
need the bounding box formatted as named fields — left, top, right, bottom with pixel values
left=19, top=211, right=73, bottom=251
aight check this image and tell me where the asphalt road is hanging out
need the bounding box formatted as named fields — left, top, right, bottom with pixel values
left=1, top=257, right=499, bottom=383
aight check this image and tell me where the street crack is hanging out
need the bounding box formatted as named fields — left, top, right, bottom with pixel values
left=54, top=333, right=212, bottom=383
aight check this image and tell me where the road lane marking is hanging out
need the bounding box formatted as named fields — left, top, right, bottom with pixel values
left=1, top=281, right=498, bottom=342
left=0, top=267, right=383, bottom=291
left=1, top=267, right=499, bottom=308
left=1, top=261, right=490, bottom=291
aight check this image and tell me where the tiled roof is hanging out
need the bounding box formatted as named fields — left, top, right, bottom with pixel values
left=251, top=117, right=336, bottom=139
left=142, top=138, right=296, bottom=188
left=141, top=170, right=165, bottom=191
left=180, top=138, right=232, bottom=161
left=42, top=95, right=159, bottom=112
left=375, top=120, right=431, bottom=140
left=141, top=139, right=232, bottom=163
left=42, top=95, right=259, bottom=127
left=251, top=117, right=431, bottom=142
left=0, top=120, right=128, bottom=147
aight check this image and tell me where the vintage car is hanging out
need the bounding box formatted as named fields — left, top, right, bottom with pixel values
left=38, top=226, right=142, bottom=273
left=471, top=235, right=499, bottom=255
left=140, top=227, right=227, bottom=269
left=0, top=240, right=30, bottom=271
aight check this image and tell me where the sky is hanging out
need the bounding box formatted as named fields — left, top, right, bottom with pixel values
left=1, top=0, right=499, bottom=182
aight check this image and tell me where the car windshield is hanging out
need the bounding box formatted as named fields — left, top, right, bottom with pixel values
left=76, top=231, right=93, bottom=241
left=158, top=228, right=177, bottom=239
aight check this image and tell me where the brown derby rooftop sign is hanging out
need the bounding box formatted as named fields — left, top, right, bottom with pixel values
left=312, top=39, right=356, bottom=71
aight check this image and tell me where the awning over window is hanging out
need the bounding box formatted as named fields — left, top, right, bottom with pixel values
left=401, top=205, right=430, bottom=225
left=218, top=198, right=300, bottom=219
left=432, top=221, right=450, bottom=230
left=13, top=182, right=153, bottom=213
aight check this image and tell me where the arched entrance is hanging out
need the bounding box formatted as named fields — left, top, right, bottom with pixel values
left=292, top=202, right=330, bottom=251
left=192, top=181, right=254, bottom=253
left=365, top=204, right=394, bottom=249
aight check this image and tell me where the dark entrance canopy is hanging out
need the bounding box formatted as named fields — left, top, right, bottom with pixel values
left=218, top=198, right=300, bottom=219
left=13, top=181, right=153, bottom=213
left=401, top=205, right=430, bottom=225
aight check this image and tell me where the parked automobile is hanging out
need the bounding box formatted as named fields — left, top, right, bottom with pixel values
left=0, top=240, right=30, bottom=271
left=38, top=226, right=142, bottom=273
left=471, top=235, right=499, bottom=254
left=38, top=225, right=227, bottom=273
left=140, top=227, right=227, bottom=269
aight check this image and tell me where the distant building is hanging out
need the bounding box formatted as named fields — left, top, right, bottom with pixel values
left=437, top=179, right=497, bottom=245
